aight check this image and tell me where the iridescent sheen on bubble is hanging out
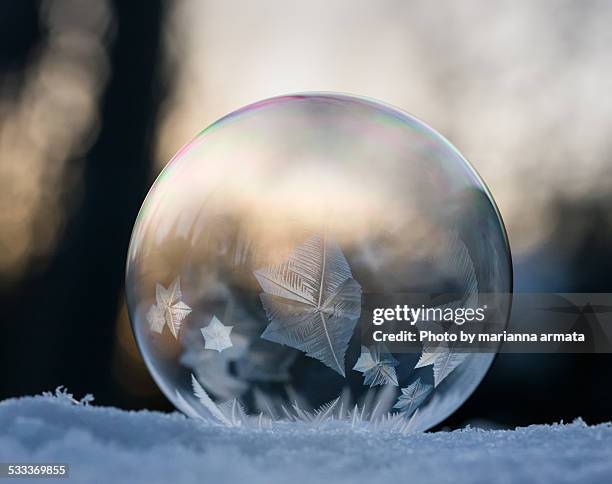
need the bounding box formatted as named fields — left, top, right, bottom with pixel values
left=126, top=93, right=512, bottom=431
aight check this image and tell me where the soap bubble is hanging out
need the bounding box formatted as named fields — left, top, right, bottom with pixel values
left=126, top=93, right=512, bottom=432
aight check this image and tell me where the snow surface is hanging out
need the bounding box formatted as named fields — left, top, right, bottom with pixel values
left=1, top=392, right=611, bottom=484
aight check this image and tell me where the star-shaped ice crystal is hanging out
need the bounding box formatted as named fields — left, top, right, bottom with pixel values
left=146, top=277, right=192, bottom=339
left=201, top=315, right=233, bottom=352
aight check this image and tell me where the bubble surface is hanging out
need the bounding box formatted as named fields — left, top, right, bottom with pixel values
left=126, top=93, right=512, bottom=431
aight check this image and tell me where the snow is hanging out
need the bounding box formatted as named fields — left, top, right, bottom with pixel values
left=1, top=391, right=611, bottom=484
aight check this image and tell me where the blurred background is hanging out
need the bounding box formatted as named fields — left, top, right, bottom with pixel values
left=1, top=0, right=611, bottom=429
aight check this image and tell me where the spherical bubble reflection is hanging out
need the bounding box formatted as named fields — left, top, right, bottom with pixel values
left=126, top=93, right=511, bottom=432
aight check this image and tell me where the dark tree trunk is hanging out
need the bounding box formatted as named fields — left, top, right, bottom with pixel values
left=0, top=0, right=166, bottom=405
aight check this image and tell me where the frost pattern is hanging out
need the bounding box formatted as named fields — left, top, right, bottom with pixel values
left=191, top=374, right=273, bottom=428
left=415, top=234, right=477, bottom=386
left=201, top=315, right=233, bottom=352
left=393, top=378, right=433, bottom=416
left=414, top=346, right=439, bottom=369
left=431, top=320, right=468, bottom=387
left=191, top=375, right=232, bottom=425
left=433, top=348, right=467, bottom=387
left=281, top=397, right=343, bottom=425
left=254, top=234, right=362, bottom=377
left=188, top=378, right=418, bottom=434
left=181, top=327, right=249, bottom=401
left=353, top=344, right=399, bottom=387
left=416, top=321, right=469, bottom=387
left=147, top=277, right=192, bottom=339
left=42, top=386, right=94, bottom=406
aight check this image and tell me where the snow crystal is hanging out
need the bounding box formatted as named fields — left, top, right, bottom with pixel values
left=1, top=392, right=611, bottom=484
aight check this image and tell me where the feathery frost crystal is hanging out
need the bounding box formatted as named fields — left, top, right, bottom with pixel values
left=126, top=93, right=512, bottom=432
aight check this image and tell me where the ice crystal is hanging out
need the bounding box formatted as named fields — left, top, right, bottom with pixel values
left=353, top=344, right=399, bottom=387
left=414, top=234, right=477, bottom=386
left=254, top=234, right=362, bottom=376
left=42, top=386, right=94, bottom=406
left=147, top=277, right=192, bottom=339
left=394, top=378, right=433, bottom=415
left=201, top=315, right=233, bottom=352
left=188, top=376, right=418, bottom=434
